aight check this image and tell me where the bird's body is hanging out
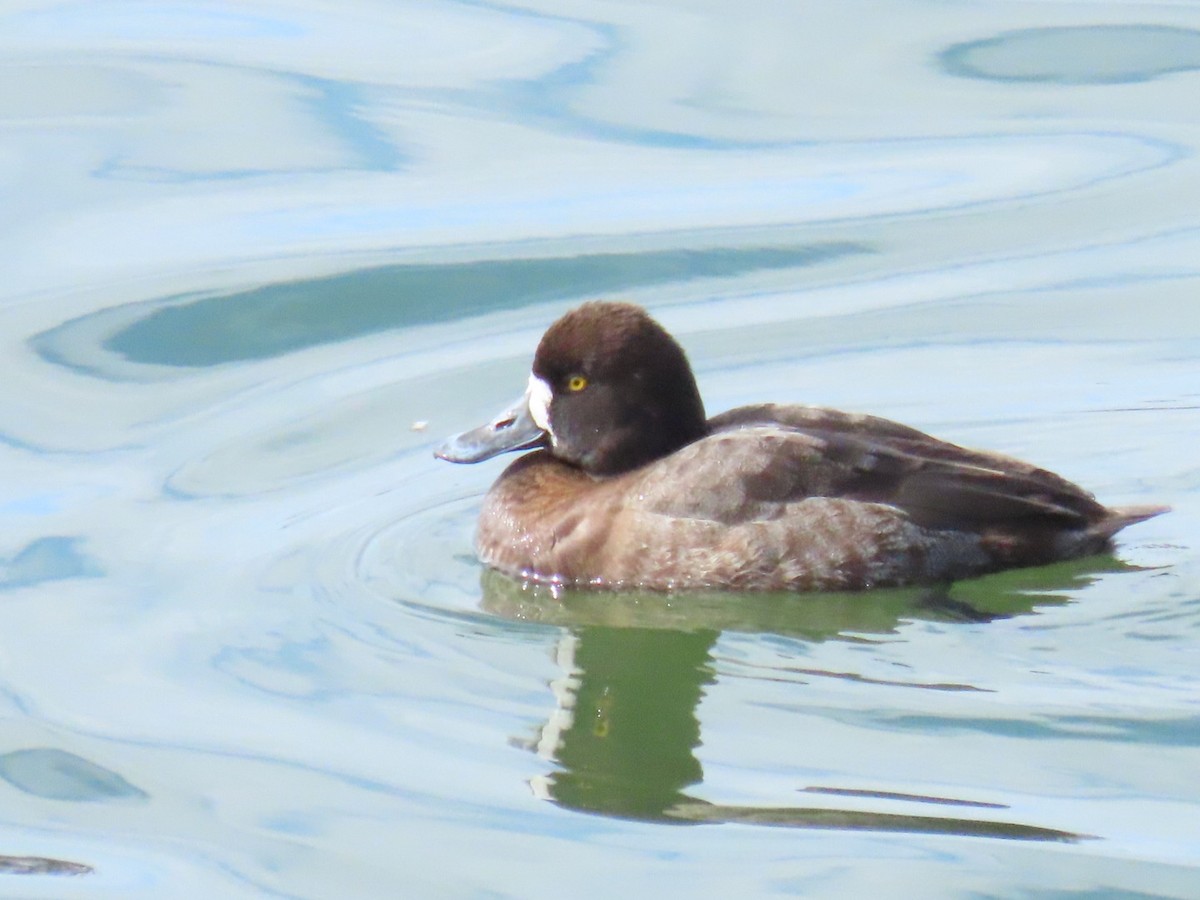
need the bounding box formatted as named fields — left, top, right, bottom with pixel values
left=438, top=302, right=1165, bottom=591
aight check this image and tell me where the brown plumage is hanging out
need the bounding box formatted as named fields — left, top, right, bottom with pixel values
left=437, top=302, right=1166, bottom=591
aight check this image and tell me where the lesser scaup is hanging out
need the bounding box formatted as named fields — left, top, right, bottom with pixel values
left=436, top=302, right=1165, bottom=591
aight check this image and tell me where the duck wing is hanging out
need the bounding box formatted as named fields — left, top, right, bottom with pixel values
left=631, top=403, right=1109, bottom=530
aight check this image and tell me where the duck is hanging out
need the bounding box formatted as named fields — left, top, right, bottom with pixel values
left=436, top=301, right=1166, bottom=591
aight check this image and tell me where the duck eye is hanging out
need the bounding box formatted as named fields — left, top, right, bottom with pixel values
left=567, top=374, right=588, bottom=392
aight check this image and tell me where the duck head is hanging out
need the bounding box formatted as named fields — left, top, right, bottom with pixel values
left=436, top=302, right=707, bottom=476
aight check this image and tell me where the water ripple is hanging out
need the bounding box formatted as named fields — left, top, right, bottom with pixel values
left=1, top=0, right=1198, bottom=892
left=943, top=25, right=1200, bottom=85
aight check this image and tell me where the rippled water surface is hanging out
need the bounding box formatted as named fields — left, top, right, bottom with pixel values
left=2, top=1, right=1199, bottom=897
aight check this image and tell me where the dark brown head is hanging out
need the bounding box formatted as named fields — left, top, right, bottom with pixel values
left=436, top=302, right=708, bottom=476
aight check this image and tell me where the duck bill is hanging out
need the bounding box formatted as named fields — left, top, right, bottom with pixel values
left=435, top=393, right=547, bottom=464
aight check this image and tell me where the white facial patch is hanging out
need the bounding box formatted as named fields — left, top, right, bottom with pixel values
left=527, top=374, right=554, bottom=443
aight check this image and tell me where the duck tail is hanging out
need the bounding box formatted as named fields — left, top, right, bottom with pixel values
left=1090, top=504, right=1170, bottom=542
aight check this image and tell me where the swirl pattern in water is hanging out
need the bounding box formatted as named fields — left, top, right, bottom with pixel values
left=0, top=1, right=1197, bottom=897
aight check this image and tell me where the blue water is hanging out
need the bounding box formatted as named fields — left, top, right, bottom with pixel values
left=1, top=1, right=1198, bottom=897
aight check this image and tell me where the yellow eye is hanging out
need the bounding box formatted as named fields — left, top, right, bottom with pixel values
left=567, top=374, right=588, bottom=392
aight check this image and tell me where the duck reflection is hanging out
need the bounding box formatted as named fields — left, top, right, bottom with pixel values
left=527, top=624, right=715, bottom=822
left=482, top=558, right=1129, bottom=840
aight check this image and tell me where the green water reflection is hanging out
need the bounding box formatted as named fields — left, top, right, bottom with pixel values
left=69, top=243, right=869, bottom=368
left=540, top=626, right=713, bottom=822
left=941, top=25, right=1200, bottom=85
left=484, top=559, right=1126, bottom=840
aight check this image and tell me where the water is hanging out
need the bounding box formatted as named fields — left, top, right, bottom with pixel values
left=1, top=1, right=1198, bottom=896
